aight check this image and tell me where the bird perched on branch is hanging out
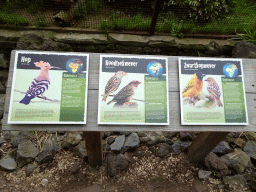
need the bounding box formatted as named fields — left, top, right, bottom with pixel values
left=182, top=72, right=206, bottom=104
left=107, top=80, right=141, bottom=105
left=204, top=77, right=223, bottom=107
left=102, top=71, right=127, bottom=101
left=19, top=61, right=61, bottom=105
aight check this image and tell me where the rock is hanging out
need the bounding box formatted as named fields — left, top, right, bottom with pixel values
left=224, top=133, right=234, bottom=144
left=10, top=131, right=31, bottom=147
left=106, top=153, right=129, bottom=177
left=244, top=132, right=256, bottom=142
left=42, top=136, right=61, bottom=152
left=36, top=150, right=53, bottom=165
left=0, top=54, right=8, bottom=68
left=137, top=131, right=147, bottom=137
left=0, top=155, right=17, bottom=171
left=16, top=140, right=39, bottom=168
left=109, top=33, right=149, bottom=46
left=204, top=152, right=231, bottom=178
left=70, top=160, right=81, bottom=174
left=0, top=94, right=5, bottom=118
left=26, top=163, right=38, bottom=177
left=139, top=134, right=165, bottom=146
left=41, top=178, right=49, bottom=187
left=243, top=141, right=256, bottom=161
left=232, top=41, right=256, bottom=58
left=107, top=137, right=115, bottom=145
left=110, top=135, right=125, bottom=152
left=16, top=33, right=72, bottom=52
left=73, top=140, right=87, bottom=160
left=0, top=137, right=6, bottom=146
left=171, top=140, right=191, bottom=155
left=113, top=131, right=132, bottom=136
left=155, top=143, right=170, bottom=157
left=205, top=40, right=221, bottom=56
left=57, top=131, right=66, bottom=135
left=149, top=145, right=156, bottom=153
left=163, top=132, right=177, bottom=139
left=212, top=141, right=233, bottom=155
left=234, top=138, right=246, bottom=148
left=179, top=132, right=193, bottom=141
left=61, top=133, right=82, bottom=149
left=198, top=170, right=212, bottom=180
left=122, top=133, right=140, bottom=152
left=220, top=149, right=250, bottom=174
left=165, top=138, right=174, bottom=145
left=223, top=174, right=247, bottom=187
left=3, top=131, right=11, bottom=140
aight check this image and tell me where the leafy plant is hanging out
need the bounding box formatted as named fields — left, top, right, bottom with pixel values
left=232, top=30, right=256, bottom=45
left=165, top=0, right=234, bottom=22
left=0, top=12, right=29, bottom=26
left=75, top=0, right=104, bottom=16
left=35, top=14, right=47, bottom=27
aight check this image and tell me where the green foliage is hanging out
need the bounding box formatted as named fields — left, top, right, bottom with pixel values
left=35, top=14, right=47, bottom=27
left=1, top=0, right=44, bottom=13
left=0, top=12, right=29, bottom=26
left=166, top=0, right=234, bottom=22
left=232, top=30, right=256, bottom=45
left=100, top=13, right=150, bottom=31
left=75, top=0, right=104, bottom=16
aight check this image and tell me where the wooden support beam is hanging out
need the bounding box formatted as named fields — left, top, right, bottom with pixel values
left=187, top=132, right=230, bottom=164
left=149, top=0, right=163, bottom=35
left=83, top=131, right=103, bottom=167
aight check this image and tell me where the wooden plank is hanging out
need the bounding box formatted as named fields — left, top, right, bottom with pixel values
left=187, top=132, right=230, bottom=163
left=2, top=51, right=256, bottom=131
left=83, top=131, right=103, bottom=167
left=149, top=0, right=163, bottom=35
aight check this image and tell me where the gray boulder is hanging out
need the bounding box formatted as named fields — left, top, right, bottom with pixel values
left=232, top=41, right=256, bottom=58
left=204, top=152, right=230, bottom=178
left=110, top=135, right=125, bottom=152
left=36, top=150, right=53, bottom=165
left=155, top=143, right=170, bottom=157
left=10, top=131, right=31, bottom=147
left=220, top=149, right=250, bottom=174
left=179, top=132, right=193, bottom=141
left=122, top=132, right=140, bottom=152
left=26, top=163, right=38, bottom=177
left=244, top=132, right=256, bottom=142
left=136, top=131, right=148, bottom=137
left=224, top=133, right=234, bottom=144
left=16, top=140, right=39, bottom=168
left=198, top=170, right=212, bottom=180
left=223, top=174, right=247, bottom=188
left=73, top=140, right=87, bottom=160
left=106, top=153, right=129, bottom=177
left=61, top=133, right=82, bottom=149
left=171, top=140, right=191, bottom=155
left=16, top=33, right=72, bottom=51
left=0, top=137, right=6, bottom=146
left=0, top=155, right=17, bottom=171
left=243, top=141, right=256, bottom=161
left=212, top=141, right=233, bottom=155
left=42, top=136, right=61, bottom=152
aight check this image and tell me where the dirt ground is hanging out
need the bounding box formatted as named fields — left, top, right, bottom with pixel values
left=0, top=144, right=233, bottom=192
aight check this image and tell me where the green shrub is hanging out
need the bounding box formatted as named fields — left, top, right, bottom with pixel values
left=0, top=12, right=29, bottom=26
left=166, top=0, right=234, bottom=22
left=35, top=14, right=47, bottom=27
left=75, top=0, right=104, bottom=16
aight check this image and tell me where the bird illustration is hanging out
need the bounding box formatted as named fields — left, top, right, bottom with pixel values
left=102, top=71, right=127, bottom=101
left=107, top=80, right=141, bottom=105
left=19, top=61, right=61, bottom=105
left=182, top=72, right=206, bottom=104
left=204, top=77, right=223, bottom=107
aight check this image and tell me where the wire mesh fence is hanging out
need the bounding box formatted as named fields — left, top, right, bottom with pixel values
left=0, top=0, right=255, bottom=35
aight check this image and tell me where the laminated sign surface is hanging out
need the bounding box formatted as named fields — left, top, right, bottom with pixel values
left=8, top=51, right=89, bottom=124
left=179, top=57, right=248, bottom=125
left=98, top=55, right=169, bottom=125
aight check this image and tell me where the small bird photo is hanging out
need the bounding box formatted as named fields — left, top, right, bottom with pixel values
left=182, top=72, right=224, bottom=108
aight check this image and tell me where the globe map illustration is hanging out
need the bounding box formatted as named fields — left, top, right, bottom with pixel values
left=223, top=63, right=238, bottom=79
left=147, top=61, right=163, bottom=77
left=66, top=58, right=83, bottom=74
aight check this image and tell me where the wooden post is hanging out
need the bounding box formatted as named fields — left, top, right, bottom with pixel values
left=83, top=131, right=103, bottom=167
left=149, top=0, right=163, bottom=35
left=187, top=132, right=230, bottom=164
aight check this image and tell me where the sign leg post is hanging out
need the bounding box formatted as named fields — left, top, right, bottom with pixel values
left=187, top=132, right=230, bottom=164
left=83, top=131, right=103, bottom=167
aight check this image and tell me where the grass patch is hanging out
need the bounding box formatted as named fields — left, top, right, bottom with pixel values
left=100, top=13, right=151, bottom=31
left=0, top=12, right=29, bottom=26
left=35, top=14, right=47, bottom=27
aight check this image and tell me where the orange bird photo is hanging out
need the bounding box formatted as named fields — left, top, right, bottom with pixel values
left=205, top=77, right=223, bottom=107
left=182, top=72, right=206, bottom=104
